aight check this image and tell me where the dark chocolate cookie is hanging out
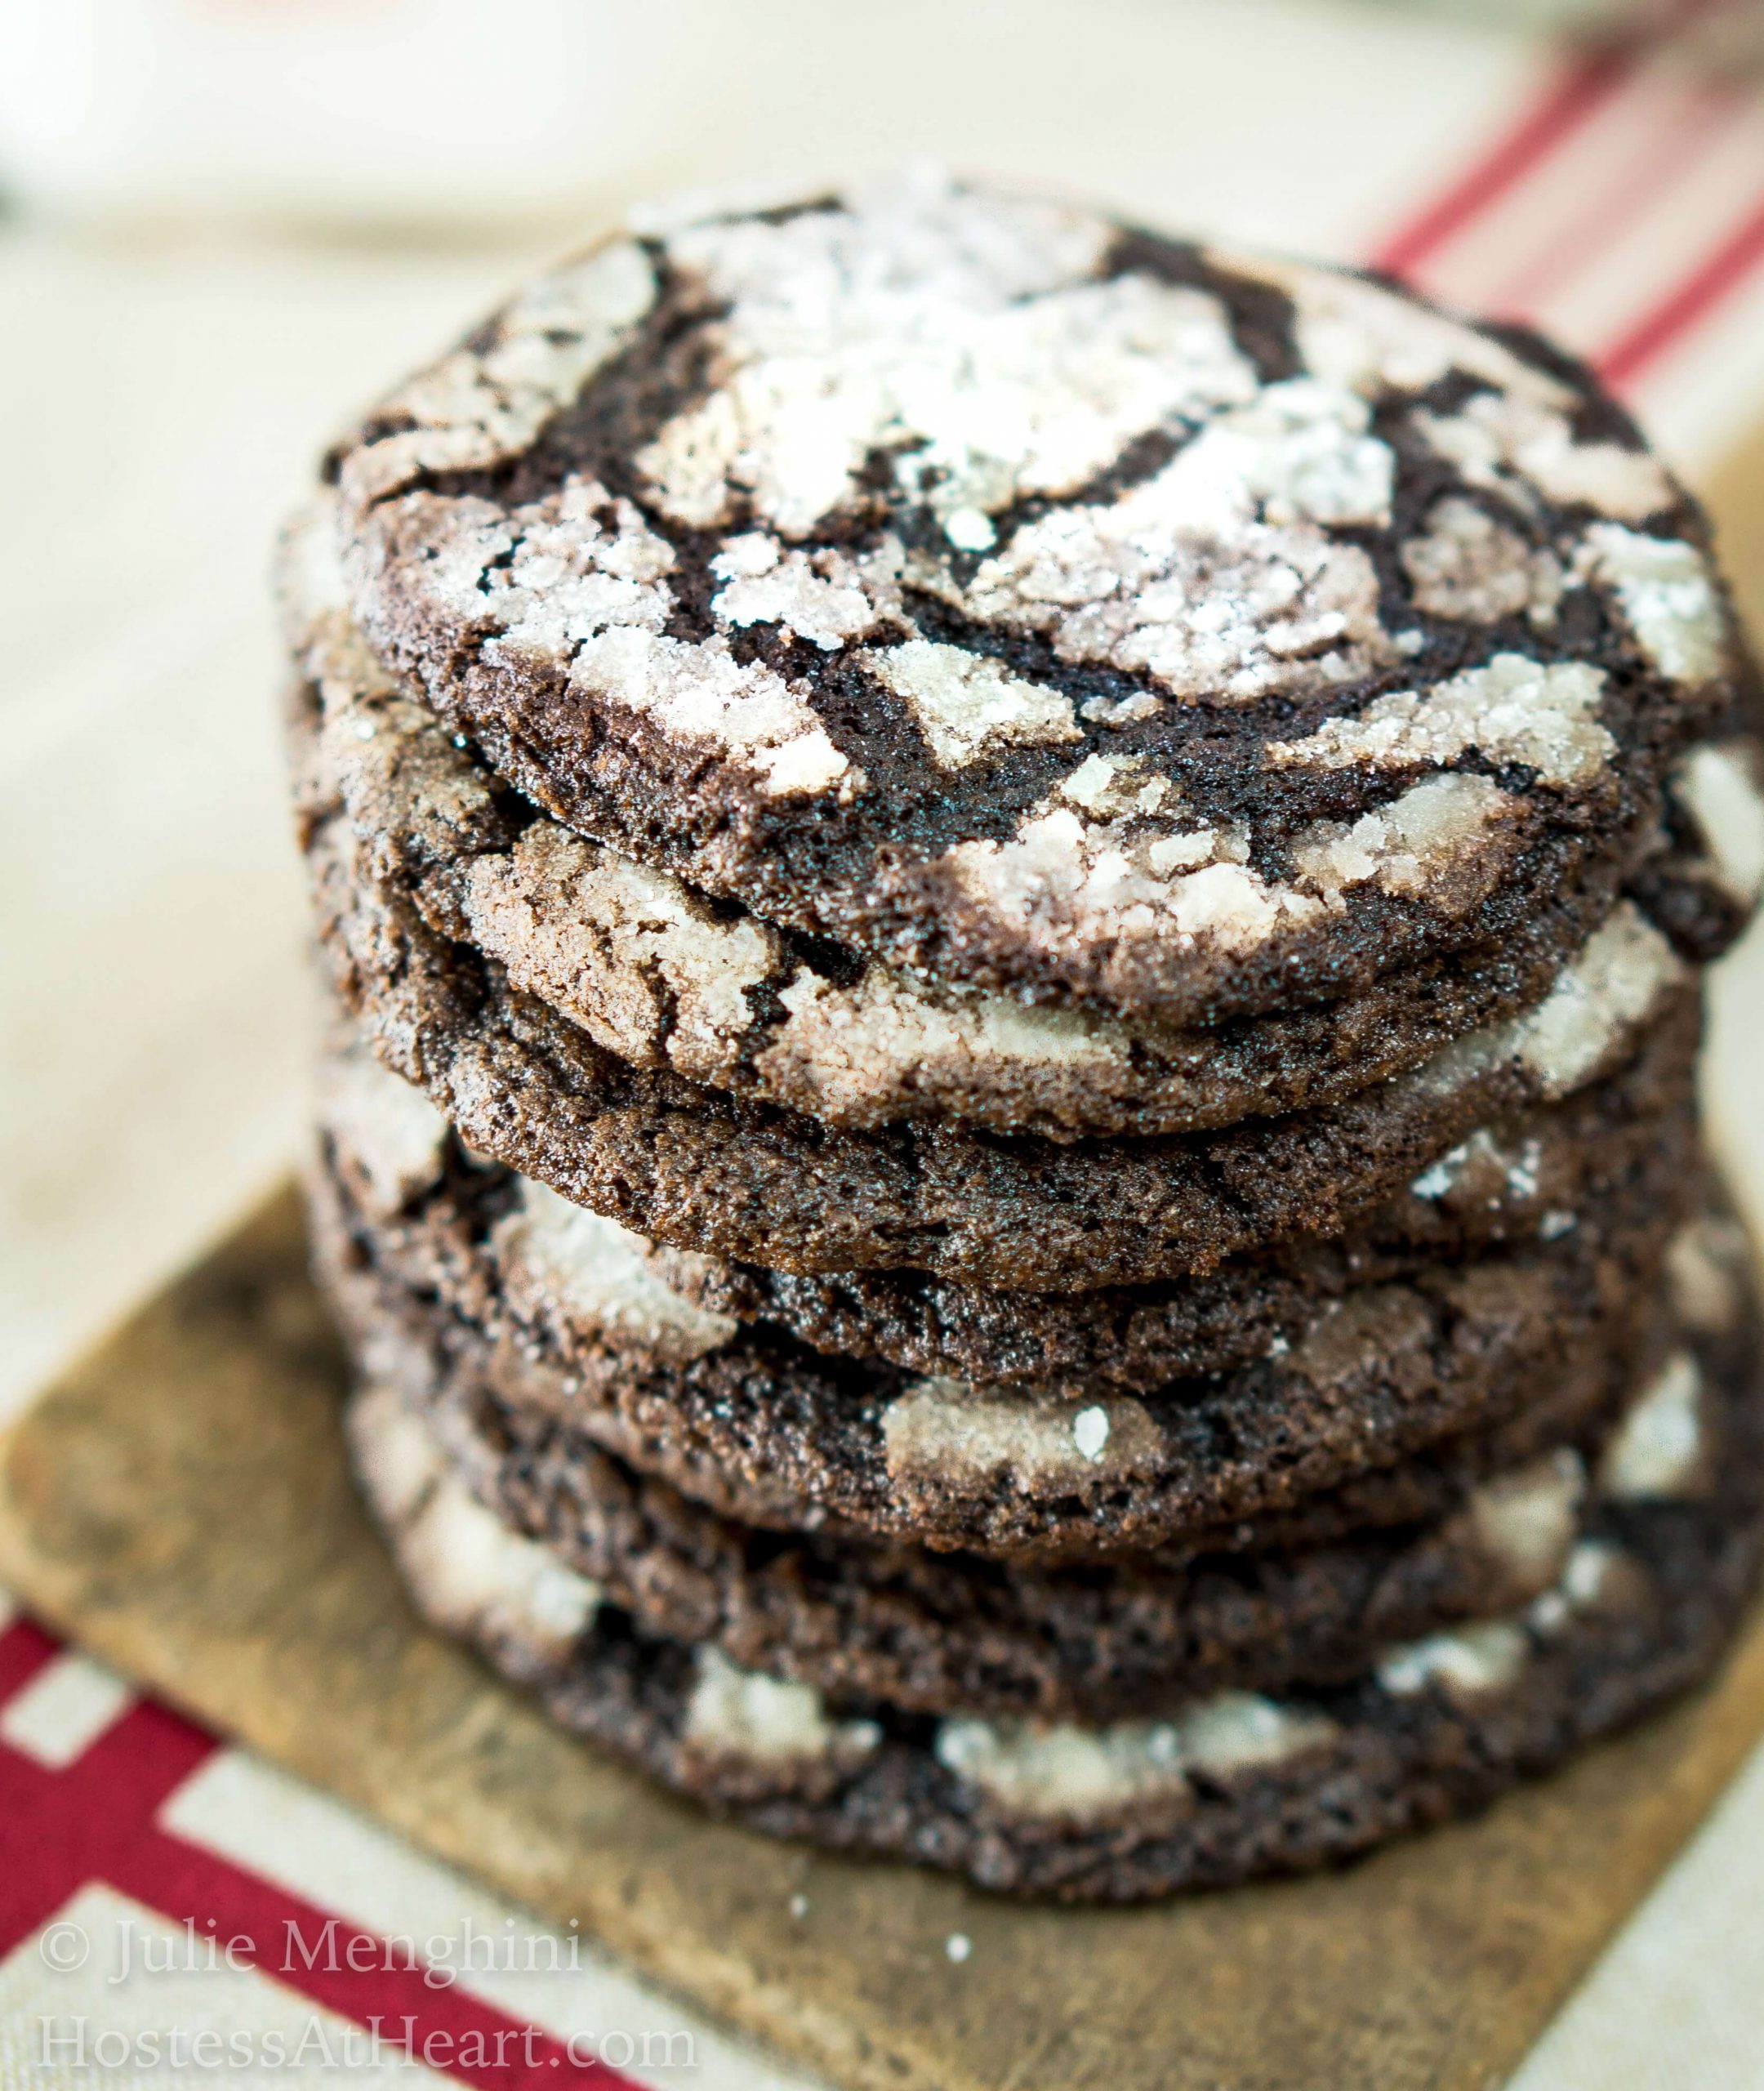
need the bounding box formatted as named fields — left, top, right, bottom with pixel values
left=282, top=502, right=1722, bottom=1142
left=323, top=172, right=1757, bottom=1032
left=655, top=1059, right=1699, bottom=1387
left=307, top=1084, right=1687, bottom=1560
left=346, top=1247, right=1764, bottom=1901
left=362, top=1283, right=1728, bottom=1724
left=314, top=1015, right=1698, bottom=1397
left=296, top=714, right=1700, bottom=1286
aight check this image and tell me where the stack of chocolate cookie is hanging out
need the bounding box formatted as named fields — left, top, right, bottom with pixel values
left=282, top=172, right=1764, bottom=1901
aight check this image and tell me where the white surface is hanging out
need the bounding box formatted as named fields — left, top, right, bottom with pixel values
left=0, top=0, right=1524, bottom=252
left=0, top=1652, right=132, bottom=1769
left=0, top=229, right=553, bottom=1425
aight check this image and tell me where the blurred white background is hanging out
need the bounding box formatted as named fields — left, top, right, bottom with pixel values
left=0, top=0, right=1532, bottom=245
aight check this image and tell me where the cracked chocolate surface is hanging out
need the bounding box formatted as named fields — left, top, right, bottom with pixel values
left=345, top=1252, right=1764, bottom=1900
left=292, top=656, right=1704, bottom=1291
left=307, top=1056, right=1691, bottom=1560
left=356, top=1285, right=1726, bottom=1726
left=320, top=172, right=1756, bottom=1031
left=283, top=517, right=1738, bottom=1140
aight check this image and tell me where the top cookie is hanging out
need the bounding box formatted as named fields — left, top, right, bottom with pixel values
left=328, top=169, right=1753, bottom=1027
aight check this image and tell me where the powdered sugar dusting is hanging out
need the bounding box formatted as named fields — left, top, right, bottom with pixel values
left=759, top=965, right=1127, bottom=1121
left=1409, top=1127, right=1544, bottom=1206
left=1665, top=1216, right=1750, bottom=1335
left=936, top=1714, right=1189, bottom=1817
left=477, top=479, right=676, bottom=659
left=684, top=1649, right=880, bottom=1765
left=1601, top=1353, right=1705, bottom=1499
left=639, top=172, right=1253, bottom=537
left=882, top=1380, right=1162, bottom=1489
left=324, top=175, right=1740, bottom=1028
left=1377, top=1621, right=1529, bottom=1701
left=316, top=1045, right=452, bottom=1217
left=1530, top=1540, right=1628, bottom=1634
left=567, top=626, right=856, bottom=799
left=952, top=399, right=1400, bottom=701
left=868, top=639, right=1079, bottom=767
left=711, top=533, right=894, bottom=649
left=1270, top=653, right=1614, bottom=788
left=1466, top=1450, right=1584, bottom=1594
left=1579, top=525, right=1725, bottom=684
left=1401, top=497, right=1562, bottom=626
left=337, top=239, right=657, bottom=508
left=1227, top=255, right=1574, bottom=406
left=1290, top=773, right=1512, bottom=900
left=492, top=1183, right=738, bottom=1362
left=1508, top=903, right=1682, bottom=1097
left=462, top=825, right=775, bottom=1085
left=935, top=1692, right=1334, bottom=1820
left=1673, top=742, right=1764, bottom=903
left=1402, top=902, right=1680, bottom=1108
left=1414, top=392, right=1674, bottom=522
left=947, top=801, right=1320, bottom=965
left=351, top=1384, right=601, bottom=1664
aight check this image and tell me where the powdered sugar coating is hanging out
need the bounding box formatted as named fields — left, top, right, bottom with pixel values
left=1601, top=1352, right=1706, bottom=1499
left=1505, top=903, right=1683, bottom=1098
left=639, top=178, right=1250, bottom=537
left=1666, top=1215, right=1751, bottom=1335
left=1409, top=1126, right=1548, bottom=1209
left=1356, top=903, right=1678, bottom=1120
left=938, top=384, right=1402, bottom=700
left=1413, top=391, right=1674, bottom=522
left=316, top=1045, right=452, bottom=1219
left=1401, top=497, right=1563, bottom=626
left=757, top=967, right=1129, bottom=1124
left=1376, top=1621, right=1529, bottom=1701
left=570, top=627, right=856, bottom=802
left=937, top=1714, right=1183, bottom=1815
left=1269, top=653, right=1614, bottom=788
left=327, top=171, right=1744, bottom=1026
left=350, top=1384, right=601, bottom=1665
left=351, top=1316, right=1763, bottom=1899
left=944, top=797, right=1325, bottom=967
left=1235, top=256, right=1575, bottom=407
left=1579, top=525, right=1725, bottom=684
left=492, top=1183, right=738, bottom=1364
left=1464, top=1450, right=1585, bottom=1594
left=293, top=513, right=1702, bottom=1151
left=1528, top=1539, right=1630, bottom=1635
left=461, top=825, right=776, bottom=1083
left=335, top=239, right=657, bottom=510
left=866, top=639, right=1079, bottom=767
left=1290, top=773, right=1514, bottom=902
left=934, top=1692, right=1335, bottom=1820
left=1672, top=742, right=1764, bottom=905
left=882, top=1380, right=1164, bottom=1491
left=710, top=533, right=890, bottom=649
left=683, top=1649, right=880, bottom=1765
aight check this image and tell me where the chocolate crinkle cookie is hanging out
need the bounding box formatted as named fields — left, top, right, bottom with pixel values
left=280, top=169, right=1764, bottom=1898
